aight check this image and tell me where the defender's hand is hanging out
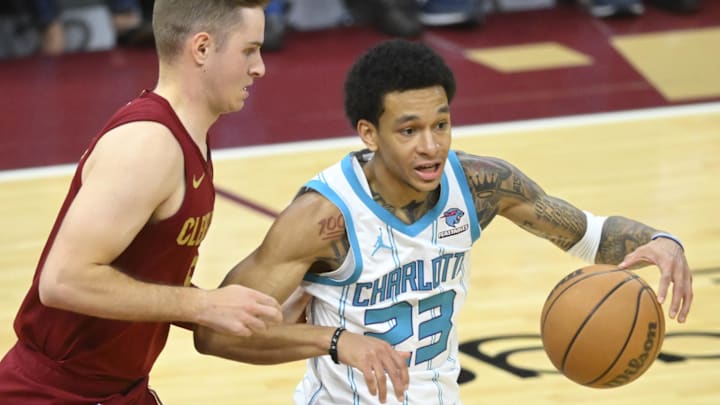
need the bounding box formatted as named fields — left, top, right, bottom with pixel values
left=198, top=285, right=283, bottom=336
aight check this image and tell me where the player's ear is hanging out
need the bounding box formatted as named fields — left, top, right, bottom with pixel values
left=357, top=119, right=379, bottom=152
left=190, top=32, right=212, bottom=66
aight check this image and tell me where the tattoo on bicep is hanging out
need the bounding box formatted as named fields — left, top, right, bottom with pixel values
left=314, top=237, right=350, bottom=270
left=464, top=156, right=544, bottom=229
left=462, top=154, right=587, bottom=249
left=596, top=216, right=656, bottom=264
left=310, top=213, right=349, bottom=272
left=318, top=214, right=345, bottom=240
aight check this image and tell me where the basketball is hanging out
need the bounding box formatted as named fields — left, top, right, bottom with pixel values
left=540, top=264, right=665, bottom=388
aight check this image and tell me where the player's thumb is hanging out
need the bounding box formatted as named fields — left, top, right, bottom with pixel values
left=618, top=247, right=654, bottom=270
left=618, top=251, right=637, bottom=269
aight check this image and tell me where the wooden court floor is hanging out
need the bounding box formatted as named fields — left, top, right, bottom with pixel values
left=1, top=104, right=718, bottom=404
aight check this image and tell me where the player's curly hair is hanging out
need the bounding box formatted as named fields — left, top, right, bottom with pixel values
left=344, top=39, right=456, bottom=129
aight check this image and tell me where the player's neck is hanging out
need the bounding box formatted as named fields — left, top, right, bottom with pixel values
left=376, top=191, right=439, bottom=225
left=153, top=75, right=216, bottom=152
left=364, top=161, right=440, bottom=224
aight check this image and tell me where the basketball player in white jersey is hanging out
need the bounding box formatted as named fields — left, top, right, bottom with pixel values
left=194, top=39, right=693, bottom=404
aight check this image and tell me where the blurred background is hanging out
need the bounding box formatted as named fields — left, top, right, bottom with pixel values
left=1, top=0, right=718, bottom=403
left=0, top=0, right=716, bottom=171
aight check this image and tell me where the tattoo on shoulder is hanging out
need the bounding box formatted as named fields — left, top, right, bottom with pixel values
left=460, top=154, right=539, bottom=228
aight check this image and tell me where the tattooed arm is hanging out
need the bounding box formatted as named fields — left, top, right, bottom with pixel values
left=458, top=151, right=589, bottom=250
left=193, top=190, right=410, bottom=402
left=458, top=151, right=692, bottom=322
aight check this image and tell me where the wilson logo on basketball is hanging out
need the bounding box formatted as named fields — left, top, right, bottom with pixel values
left=603, top=322, right=660, bottom=388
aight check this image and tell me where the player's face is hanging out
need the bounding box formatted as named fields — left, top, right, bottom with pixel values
left=205, top=7, right=266, bottom=114
left=371, top=86, right=451, bottom=198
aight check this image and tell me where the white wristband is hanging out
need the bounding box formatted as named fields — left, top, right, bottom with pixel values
left=567, top=211, right=607, bottom=263
left=651, top=232, right=684, bottom=251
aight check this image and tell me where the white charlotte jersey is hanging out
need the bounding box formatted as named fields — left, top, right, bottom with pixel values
left=294, top=151, right=481, bottom=405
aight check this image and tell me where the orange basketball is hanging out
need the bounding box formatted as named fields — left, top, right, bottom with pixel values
left=540, top=264, right=665, bottom=388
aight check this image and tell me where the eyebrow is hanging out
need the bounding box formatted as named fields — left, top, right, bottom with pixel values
left=393, top=105, right=450, bottom=125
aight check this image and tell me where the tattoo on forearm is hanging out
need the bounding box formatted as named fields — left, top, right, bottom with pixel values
left=596, top=216, right=656, bottom=264
left=533, top=197, right=586, bottom=250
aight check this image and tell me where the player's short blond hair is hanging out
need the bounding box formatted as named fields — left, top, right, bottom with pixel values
left=152, top=0, right=268, bottom=61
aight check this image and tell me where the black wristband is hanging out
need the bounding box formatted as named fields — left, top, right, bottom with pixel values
left=329, top=327, right=346, bottom=364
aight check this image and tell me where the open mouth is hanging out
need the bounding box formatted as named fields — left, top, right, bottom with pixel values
left=415, top=162, right=441, bottom=180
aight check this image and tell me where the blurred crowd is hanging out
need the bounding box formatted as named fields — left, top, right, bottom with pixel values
left=0, top=0, right=702, bottom=58
left=262, top=0, right=701, bottom=51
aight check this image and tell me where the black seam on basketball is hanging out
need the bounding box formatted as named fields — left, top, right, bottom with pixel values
left=630, top=274, right=664, bottom=348
left=647, top=286, right=665, bottom=362
left=541, top=269, right=624, bottom=336
left=560, top=274, right=639, bottom=373
left=584, top=282, right=645, bottom=385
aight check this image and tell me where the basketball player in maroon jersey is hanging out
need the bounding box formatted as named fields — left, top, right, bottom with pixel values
left=0, top=1, right=282, bottom=403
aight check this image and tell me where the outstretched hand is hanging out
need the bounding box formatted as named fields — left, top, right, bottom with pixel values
left=198, top=285, right=283, bottom=336
left=337, top=332, right=411, bottom=403
left=618, top=237, right=693, bottom=323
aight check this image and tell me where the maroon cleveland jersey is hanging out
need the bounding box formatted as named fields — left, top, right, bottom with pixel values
left=11, top=90, right=215, bottom=393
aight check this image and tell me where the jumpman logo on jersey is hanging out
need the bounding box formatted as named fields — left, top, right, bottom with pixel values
left=371, top=227, right=392, bottom=256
